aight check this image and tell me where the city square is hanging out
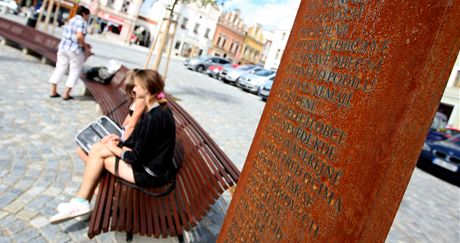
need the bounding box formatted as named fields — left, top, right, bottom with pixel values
left=1, top=0, right=460, bottom=242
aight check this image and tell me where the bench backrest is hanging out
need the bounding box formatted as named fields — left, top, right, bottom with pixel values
left=0, top=17, right=59, bottom=63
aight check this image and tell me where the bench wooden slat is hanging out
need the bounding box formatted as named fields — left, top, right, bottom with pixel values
left=126, top=188, right=134, bottom=233
left=182, top=128, right=218, bottom=197
left=117, top=187, right=128, bottom=231
left=101, top=174, right=115, bottom=233
left=133, top=189, right=140, bottom=234
left=157, top=197, right=168, bottom=237
left=196, top=146, right=226, bottom=194
left=139, top=190, right=147, bottom=236
left=181, top=151, right=210, bottom=219
left=172, top=187, right=189, bottom=231
left=175, top=165, right=196, bottom=227
left=164, top=195, right=176, bottom=236
left=110, top=181, right=122, bottom=231
left=151, top=196, right=161, bottom=238
left=88, top=173, right=109, bottom=238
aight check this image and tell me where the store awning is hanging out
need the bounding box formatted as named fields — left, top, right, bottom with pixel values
left=97, top=12, right=125, bottom=25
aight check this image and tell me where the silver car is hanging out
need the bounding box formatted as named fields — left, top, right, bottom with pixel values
left=258, top=77, right=274, bottom=101
left=220, top=65, right=262, bottom=84
left=183, top=55, right=230, bottom=72
left=238, top=69, right=276, bottom=93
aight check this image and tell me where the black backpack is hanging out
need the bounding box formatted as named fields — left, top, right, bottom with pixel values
left=85, top=66, right=114, bottom=84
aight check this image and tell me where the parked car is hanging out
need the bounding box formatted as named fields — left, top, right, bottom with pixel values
left=258, top=76, right=274, bottom=101
left=426, top=112, right=450, bottom=142
left=183, top=55, right=230, bottom=72
left=220, top=64, right=262, bottom=84
left=238, top=69, right=276, bottom=93
left=418, top=134, right=460, bottom=186
left=206, top=63, right=238, bottom=79
left=0, top=0, right=19, bottom=14
left=446, top=127, right=460, bottom=137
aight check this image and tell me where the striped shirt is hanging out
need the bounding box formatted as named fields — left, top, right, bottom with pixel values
left=59, top=15, right=88, bottom=54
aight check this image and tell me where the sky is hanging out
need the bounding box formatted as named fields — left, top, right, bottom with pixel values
left=222, top=0, right=301, bottom=31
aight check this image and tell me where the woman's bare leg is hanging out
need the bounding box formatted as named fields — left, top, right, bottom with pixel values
left=103, top=157, right=135, bottom=183
left=76, top=147, right=100, bottom=200
left=76, top=147, right=88, bottom=164
left=76, top=143, right=113, bottom=200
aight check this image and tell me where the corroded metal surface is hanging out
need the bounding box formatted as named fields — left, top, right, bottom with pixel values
left=219, top=1, right=460, bottom=242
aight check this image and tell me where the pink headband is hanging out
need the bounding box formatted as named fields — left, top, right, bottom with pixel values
left=155, top=92, right=165, bottom=100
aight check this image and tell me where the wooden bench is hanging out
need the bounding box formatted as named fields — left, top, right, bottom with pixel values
left=0, top=16, right=59, bottom=64
left=80, top=68, right=241, bottom=239
left=0, top=19, right=241, bottom=239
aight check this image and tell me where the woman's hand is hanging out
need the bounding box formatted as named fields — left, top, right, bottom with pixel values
left=101, top=134, right=120, bottom=144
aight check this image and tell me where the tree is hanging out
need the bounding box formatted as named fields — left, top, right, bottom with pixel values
left=150, top=0, right=226, bottom=71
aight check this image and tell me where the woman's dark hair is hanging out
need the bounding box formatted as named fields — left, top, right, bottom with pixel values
left=131, top=69, right=167, bottom=104
left=76, top=6, right=90, bottom=16
left=125, top=70, right=137, bottom=102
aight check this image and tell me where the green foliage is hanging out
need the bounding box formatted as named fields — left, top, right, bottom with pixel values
left=180, top=0, right=219, bottom=6
left=168, top=0, right=224, bottom=15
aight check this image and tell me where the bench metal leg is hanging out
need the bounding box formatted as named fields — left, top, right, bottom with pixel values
left=126, top=232, right=133, bottom=242
left=178, top=234, right=184, bottom=243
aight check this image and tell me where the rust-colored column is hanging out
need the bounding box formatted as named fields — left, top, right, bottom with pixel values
left=218, top=0, right=460, bottom=242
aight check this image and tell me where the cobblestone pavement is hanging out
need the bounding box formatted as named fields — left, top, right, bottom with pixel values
left=1, top=17, right=460, bottom=242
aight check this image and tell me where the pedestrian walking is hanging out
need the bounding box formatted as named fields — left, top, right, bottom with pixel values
left=48, top=6, right=91, bottom=100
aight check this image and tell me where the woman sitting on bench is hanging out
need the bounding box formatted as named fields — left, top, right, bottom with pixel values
left=75, top=71, right=146, bottom=164
left=50, top=69, right=176, bottom=224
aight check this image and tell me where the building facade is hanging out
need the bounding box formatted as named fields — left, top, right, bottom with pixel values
left=207, top=9, right=245, bottom=63
left=439, top=52, right=460, bottom=128
left=137, top=0, right=220, bottom=57
left=263, top=29, right=289, bottom=70
left=171, top=2, right=220, bottom=57
left=240, top=24, right=265, bottom=65
left=81, top=0, right=143, bottom=43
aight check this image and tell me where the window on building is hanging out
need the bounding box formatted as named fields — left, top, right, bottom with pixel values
left=281, top=32, right=286, bottom=40
left=108, top=0, right=115, bottom=7
left=204, top=28, right=210, bottom=38
left=222, top=39, right=226, bottom=48
left=229, top=42, right=234, bottom=52
left=121, top=0, right=130, bottom=13
left=174, top=40, right=181, bottom=50
left=275, top=49, right=281, bottom=59
left=455, top=71, right=460, bottom=87
left=193, top=23, right=200, bottom=34
left=234, top=44, right=239, bottom=54
left=217, top=36, right=222, bottom=46
left=181, top=18, right=188, bottom=29
left=198, top=49, right=203, bottom=56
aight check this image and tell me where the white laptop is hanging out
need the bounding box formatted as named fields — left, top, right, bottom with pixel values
left=75, top=116, right=123, bottom=153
